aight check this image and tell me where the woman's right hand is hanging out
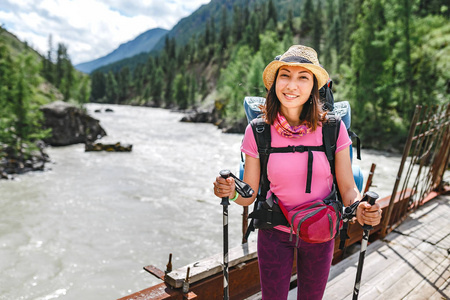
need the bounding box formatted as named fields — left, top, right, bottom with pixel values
left=213, top=176, right=236, bottom=199
left=356, top=201, right=382, bottom=227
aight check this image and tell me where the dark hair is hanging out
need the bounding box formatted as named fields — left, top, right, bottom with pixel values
left=262, top=69, right=324, bottom=131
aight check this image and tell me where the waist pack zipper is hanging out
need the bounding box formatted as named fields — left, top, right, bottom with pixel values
left=328, top=214, right=333, bottom=239
left=290, top=206, right=327, bottom=246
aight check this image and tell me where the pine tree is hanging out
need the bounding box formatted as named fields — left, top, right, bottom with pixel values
left=246, top=14, right=260, bottom=51
left=301, top=0, right=314, bottom=35
left=232, top=5, right=243, bottom=43
left=55, top=42, right=75, bottom=101
left=267, top=0, right=277, bottom=25
left=78, top=76, right=90, bottom=103
left=164, top=63, right=175, bottom=107
left=284, top=9, right=294, bottom=33
left=312, top=0, right=323, bottom=56
left=90, top=71, right=106, bottom=101
left=151, top=67, right=164, bottom=107
left=323, top=0, right=334, bottom=68
left=210, top=16, right=216, bottom=45
left=118, top=66, right=131, bottom=103
left=339, top=0, right=360, bottom=67
left=63, top=59, right=73, bottom=101
left=220, top=6, right=228, bottom=50
left=42, top=34, right=54, bottom=83
left=164, top=36, right=176, bottom=60
left=134, top=63, right=144, bottom=97
left=189, top=75, right=197, bottom=106
left=105, top=71, right=119, bottom=104
left=205, top=19, right=211, bottom=46
left=55, top=43, right=66, bottom=88
left=247, top=52, right=265, bottom=96
left=260, top=31, right=282, bottom=64
left=402, top=0, right=413, bottom=109
left=243, top=3, right=250, bottom=30
left=174, top=73, right=188, bottom=109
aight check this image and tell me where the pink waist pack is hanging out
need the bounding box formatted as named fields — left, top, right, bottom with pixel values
left=279, top=186, right=343, bottom=245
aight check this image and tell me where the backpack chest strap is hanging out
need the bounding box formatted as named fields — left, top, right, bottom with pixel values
left=259, top=145, right=326, bottom=193
left=268, top=145, right=325, bottom=154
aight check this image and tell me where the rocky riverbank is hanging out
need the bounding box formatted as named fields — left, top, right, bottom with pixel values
left=179, top=105, right=247, bottom=134
left=0, top=142, right=49, bottom=179
left=1, top=101, right=107, bottom=179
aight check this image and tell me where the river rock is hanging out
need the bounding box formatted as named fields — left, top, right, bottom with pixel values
left=85, top=142, right=132, bottom=152
left=219, top=117, right=248, bottom=134
left=41, top=101, right=107, bottom=146
left=179, top=100, right=246, bottom=133
left=181, top=109, right=216, bottom=123
left=0, top=141, right=49, bottom=179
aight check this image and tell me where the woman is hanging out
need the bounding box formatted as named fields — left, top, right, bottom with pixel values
left=213, top=45, right=382, bottom=299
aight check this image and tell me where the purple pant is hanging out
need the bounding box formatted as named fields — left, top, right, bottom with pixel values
left=257, top=228, right=334, bottom=300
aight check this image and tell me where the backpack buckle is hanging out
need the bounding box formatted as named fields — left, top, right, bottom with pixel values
left=292, top=145, right=305, bottom=152
left=255, top=124, right=265, bottom=133
left=259, top=148, right=270, bottom=155
left=327, top=113, right=337, bottom=126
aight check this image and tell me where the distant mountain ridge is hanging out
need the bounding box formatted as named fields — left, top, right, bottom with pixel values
left=152, top=0, right=240, bottom=52
left=75, top=27, right=168, bottom=74
left=98, top=0, right=299, bottom=74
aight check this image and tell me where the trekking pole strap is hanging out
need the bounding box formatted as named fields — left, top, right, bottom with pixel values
left=348, top=130, right=361, bottom=160
left=228, top=172, right=254, bottom=198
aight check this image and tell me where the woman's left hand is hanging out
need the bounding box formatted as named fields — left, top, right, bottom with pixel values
left=356, top=201, right=382, bottom=227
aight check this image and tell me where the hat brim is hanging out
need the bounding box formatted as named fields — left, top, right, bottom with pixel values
left=262, top=61, right=329, bottom=90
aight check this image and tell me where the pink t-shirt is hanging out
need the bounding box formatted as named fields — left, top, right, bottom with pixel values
left=241, top=121, right=352, bottom=233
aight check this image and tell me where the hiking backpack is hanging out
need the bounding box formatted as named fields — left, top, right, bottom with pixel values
left=240, top=81, right=362, bottom=246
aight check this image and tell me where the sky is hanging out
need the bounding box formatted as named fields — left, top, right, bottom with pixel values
left=0, top=0, right=211, bottom=65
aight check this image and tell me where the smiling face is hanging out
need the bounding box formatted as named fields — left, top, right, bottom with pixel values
left=275, top=65, right=314, bottom=118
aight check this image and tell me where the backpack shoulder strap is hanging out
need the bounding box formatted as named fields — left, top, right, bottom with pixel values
left=348, top=130, right=361, bottom=160
left=323, top=113, right=352, bottom=249
left=322, top=112, right=341, bottom=180
left=250, top=117, right=271, bottom=200
left=244, top=118, right=271, bottom=240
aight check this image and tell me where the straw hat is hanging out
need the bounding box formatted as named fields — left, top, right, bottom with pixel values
left=262, top=45, right=329, bottom=90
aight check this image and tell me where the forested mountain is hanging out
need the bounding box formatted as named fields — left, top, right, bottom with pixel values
left=151, top=0, right=302, bottom=52
left=88, top=0, right=449, bottom=151
left=75, top=28, right=168, bottom=74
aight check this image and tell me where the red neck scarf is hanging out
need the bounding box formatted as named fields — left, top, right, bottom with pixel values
left=274, top=113, right=311, bottom=138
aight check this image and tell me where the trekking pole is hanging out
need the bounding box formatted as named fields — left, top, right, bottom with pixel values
left=219, top=169, right=231, bottom=300
left=353, top=191, right=379, bottom=300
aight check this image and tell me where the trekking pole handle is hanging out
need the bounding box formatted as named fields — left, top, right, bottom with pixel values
left=361, top=191, right=379, bottom=230
left=220, top=170, right=231, bottom=206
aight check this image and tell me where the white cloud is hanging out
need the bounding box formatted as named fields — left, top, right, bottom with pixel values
left=1, top=0, right=210, bottom=64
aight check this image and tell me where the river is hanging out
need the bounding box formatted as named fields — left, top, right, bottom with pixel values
left=0, top=104, right=404, bottom=300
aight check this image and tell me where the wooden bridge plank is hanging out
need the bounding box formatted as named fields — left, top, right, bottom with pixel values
left=369, top=244, right=448, bottom=300
left=363, top=196, right=450, bottom=299
left=324, top=234, right=422, bottom=300
left=428, top=276, right=450, bottom=300
left=323, top=195, right=450, bottom=300
left=401, top=257, right=450, bottom=300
